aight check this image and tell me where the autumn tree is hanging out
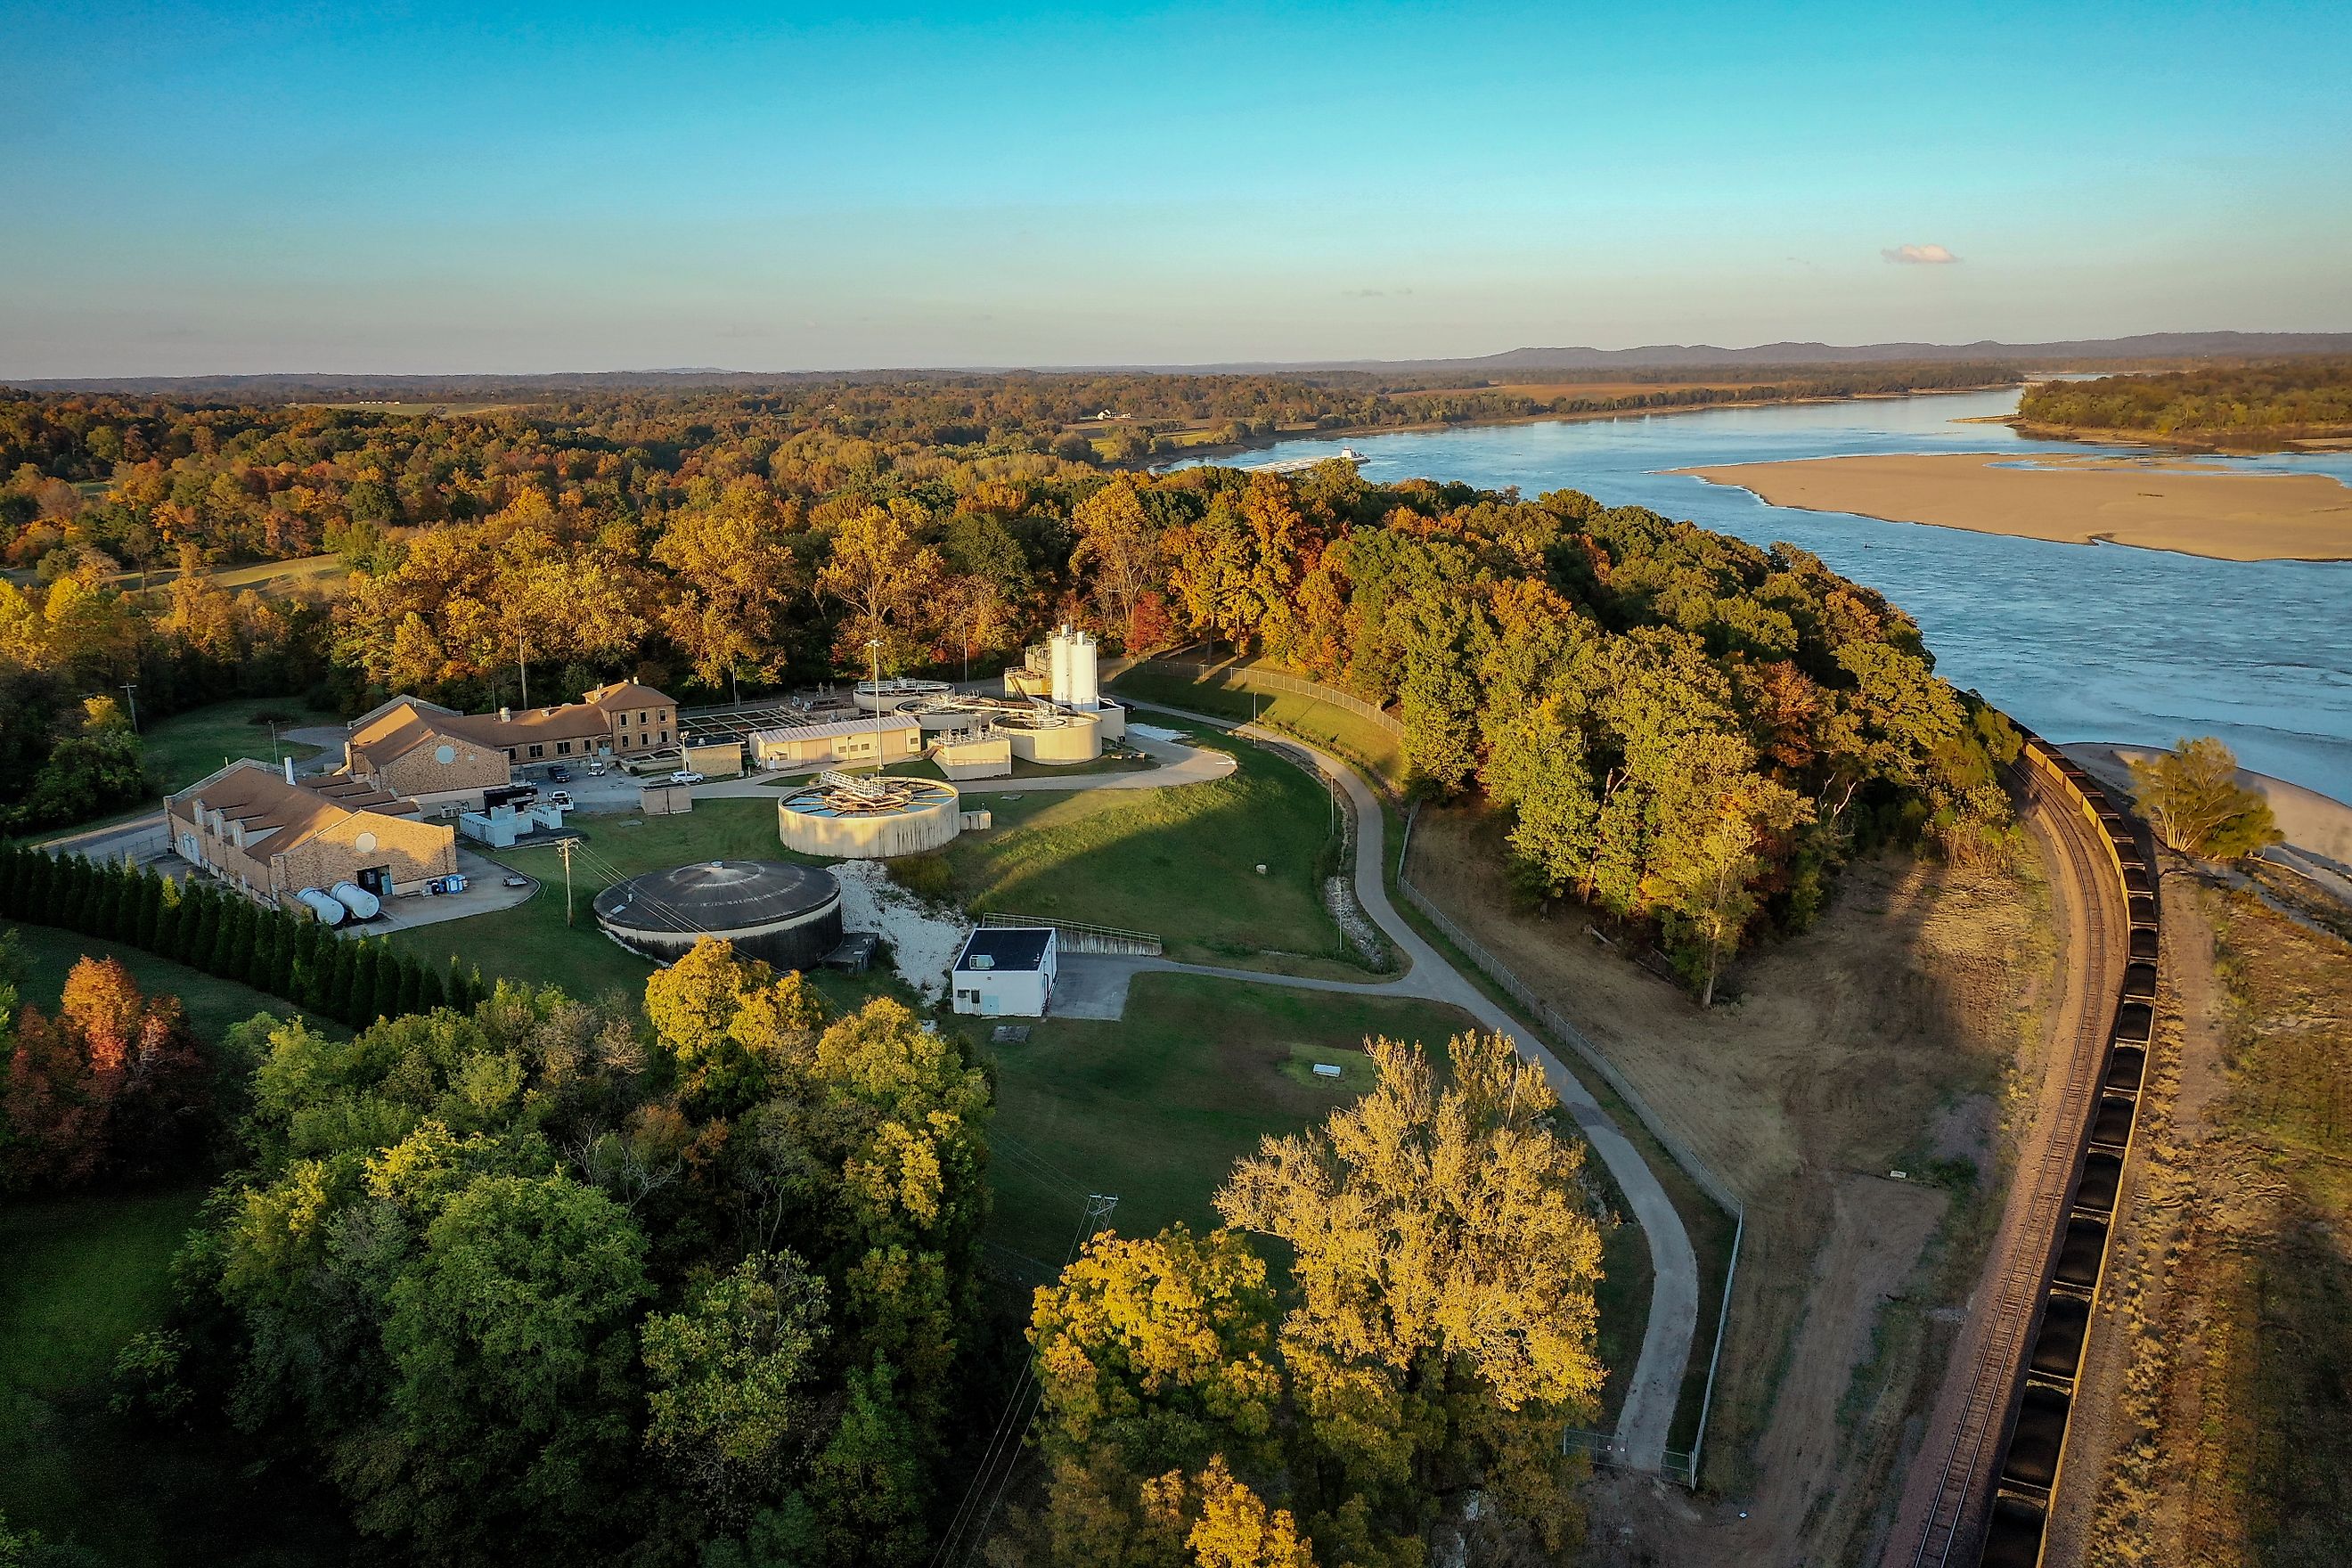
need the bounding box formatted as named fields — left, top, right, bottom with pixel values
left=1071, top=479, right=1163, bottom=645
left=815, top=504, right=949, bottom=672
left=2129, top=736, right=2284, bottom=860
left=650, top=478, right=804, bottom=686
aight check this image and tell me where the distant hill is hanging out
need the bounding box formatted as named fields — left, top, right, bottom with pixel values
left=1184, top=331, right=2352, bottom=375
left=10, top=331, right=2350, bottom=396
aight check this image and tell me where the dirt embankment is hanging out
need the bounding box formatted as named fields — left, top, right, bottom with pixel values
left=2064, top=870, right=2352, bottom=1568
left=1405, top=806, right=2054, bottom=1567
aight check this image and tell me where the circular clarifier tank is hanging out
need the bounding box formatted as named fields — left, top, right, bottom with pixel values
left=593, top=859, right=843, bottom=970
left=776, top=772, right=963, bottom=857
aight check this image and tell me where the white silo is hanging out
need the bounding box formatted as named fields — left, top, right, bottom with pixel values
left=1049, top=624, right=1099, bottom=710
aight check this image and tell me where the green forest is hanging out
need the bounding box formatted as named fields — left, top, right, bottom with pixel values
left=2016, top=357, right=2352, bottom=441
left=2, top=380, right=2019, bottom=995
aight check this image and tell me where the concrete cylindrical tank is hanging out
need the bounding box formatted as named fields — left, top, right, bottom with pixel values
left=1002, top=708, right=1101, bottom=764
left=331, top=880, right=381, bottom=919
left=295, top=887, right=347, bottom=926
left=1049, top=625, right=1098, bottom=709
left=594, top=860, right=844, bottom=971
left=777, top=775, right=963, bottom=858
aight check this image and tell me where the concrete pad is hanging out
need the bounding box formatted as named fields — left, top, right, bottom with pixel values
left=1049, top=955, right=1157, bottom=1020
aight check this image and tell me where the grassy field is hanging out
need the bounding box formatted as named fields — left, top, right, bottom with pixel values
left=0, top=1189, right=353, bottom=1566
left=380, top=799, right=903, bottom=1010
left=9, top=920, right=310, bottom=1042
left=936, top=724, right=1344, bottom=967
left=1110, top=662, right=1410, bottom=796
left=140, top=696, right=329, bottom=796
left=1, top=925, right=348, bottom=1564
left=981, top=971, right=1477, bottom=1269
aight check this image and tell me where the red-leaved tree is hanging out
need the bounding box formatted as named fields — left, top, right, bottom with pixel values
left=3, top=956, right=209, bottom=1190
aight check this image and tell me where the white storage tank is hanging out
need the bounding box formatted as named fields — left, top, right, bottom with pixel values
left=331, top=880, right=381, bottom=920
left=295, top=887, right=348, bottom=926
left=1049, top=624, right=1099, bottom=710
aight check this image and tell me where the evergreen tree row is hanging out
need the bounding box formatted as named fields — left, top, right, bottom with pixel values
left=0, top=845, right=488, bottom=1032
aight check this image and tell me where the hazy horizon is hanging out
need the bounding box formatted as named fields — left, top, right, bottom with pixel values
left=6, top=2, right=2350, bottom=378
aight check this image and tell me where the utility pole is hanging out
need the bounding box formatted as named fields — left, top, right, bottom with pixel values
left=517, top=635, right=529, bottom=710
left=868, top=637, right=884, bottom=772
left=267, top=718, right=282, bottom=765
left=556, top=838, right=576, bottom=927
left=119, top=681, right=139, bottom=731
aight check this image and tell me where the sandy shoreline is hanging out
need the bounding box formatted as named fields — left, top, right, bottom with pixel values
left=1675, top=452, right=2352, bottom=562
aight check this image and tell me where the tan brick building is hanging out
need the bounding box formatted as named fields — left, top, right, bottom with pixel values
left=166, top=760, right=457, bottom=907
left=343, top=682, right=680, bottom=807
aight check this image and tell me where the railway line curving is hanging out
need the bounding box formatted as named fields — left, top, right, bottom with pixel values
left=1885, top=734, right=2154, bottom=1568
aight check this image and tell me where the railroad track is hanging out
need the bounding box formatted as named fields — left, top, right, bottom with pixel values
left=1903, top=764, right=2127, bottom=1566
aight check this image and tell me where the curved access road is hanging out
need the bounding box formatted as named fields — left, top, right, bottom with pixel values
left=1127, top=701, right=1700, bottom=1474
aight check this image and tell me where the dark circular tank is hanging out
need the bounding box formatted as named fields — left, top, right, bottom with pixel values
left=593, top=859, right=843, bottom=972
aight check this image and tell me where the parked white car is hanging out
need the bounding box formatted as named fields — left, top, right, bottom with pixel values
left=668, top=770, right=706, bottom=785
left=548, top=790, right=575, bottom=808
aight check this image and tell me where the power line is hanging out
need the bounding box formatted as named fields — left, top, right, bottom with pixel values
left=927, top=1193, right=1117, bottom=1568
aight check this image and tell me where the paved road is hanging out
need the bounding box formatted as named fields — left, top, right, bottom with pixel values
left=1123, top=700, right=1699, bottom=1474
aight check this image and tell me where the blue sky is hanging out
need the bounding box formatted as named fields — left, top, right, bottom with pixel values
left=4, top=1, right=2348, bottom=374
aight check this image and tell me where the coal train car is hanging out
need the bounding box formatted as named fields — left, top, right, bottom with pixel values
left=1974, top=733, right=2160, bottom=1568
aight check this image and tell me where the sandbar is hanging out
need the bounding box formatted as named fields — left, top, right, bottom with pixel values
left=1674, top=452, right=2352, bottom=562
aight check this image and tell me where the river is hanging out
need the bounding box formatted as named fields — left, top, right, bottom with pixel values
left=1184, top=389, right=2352, bottom=803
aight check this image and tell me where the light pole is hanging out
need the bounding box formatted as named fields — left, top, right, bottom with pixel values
left=867, top=639, right=884, bottom=772
left=119, top=681, right=139, bottom=731
left=516, top=635, right=529, bottom=710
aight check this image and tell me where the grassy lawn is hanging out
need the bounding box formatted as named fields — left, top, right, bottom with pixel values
left=1111, top=663, right=1410, bottom=795
left=141, top=696, right=329, bottom=795
left=381, top=801, right=905, bottom=1016
left=938, top=725, right=1343, bottom=966
left=8, top=921, right=313, bottom=1042
left=0, top=1188, right=352, bottom=1565
left=2, top=925, right=349, bottom=1563
left=980, top=972, right=1478, bottom=1270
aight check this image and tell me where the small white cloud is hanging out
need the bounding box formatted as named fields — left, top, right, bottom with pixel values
left=1882, top=242, right=1960, bottom=265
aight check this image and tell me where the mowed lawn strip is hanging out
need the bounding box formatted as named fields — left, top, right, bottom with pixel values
left=9, top=920, right=325, bottom=1041
left=981, top=972, right=1478, bottom=1269
left=1111, top=663, right=1409, bottom=795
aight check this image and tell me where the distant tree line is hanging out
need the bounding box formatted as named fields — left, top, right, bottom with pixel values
left=2018, top=357, right=2352, bottom=440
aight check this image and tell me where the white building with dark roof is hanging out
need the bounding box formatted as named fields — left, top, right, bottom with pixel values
left=950, top=927, right=1058, bottom=1017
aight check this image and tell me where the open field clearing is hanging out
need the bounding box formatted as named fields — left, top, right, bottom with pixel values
left=139, top=697, right=327, bottom=795
left=9, top=919, right=327, bottom=1042
left=1407, top=804, right=2054, bottom=1556
left=2069, top=876, right=2352, bottom=1568
left=1, top=926, right=352, bottom=1564
left=935, top=724, right=1349, bottom=968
